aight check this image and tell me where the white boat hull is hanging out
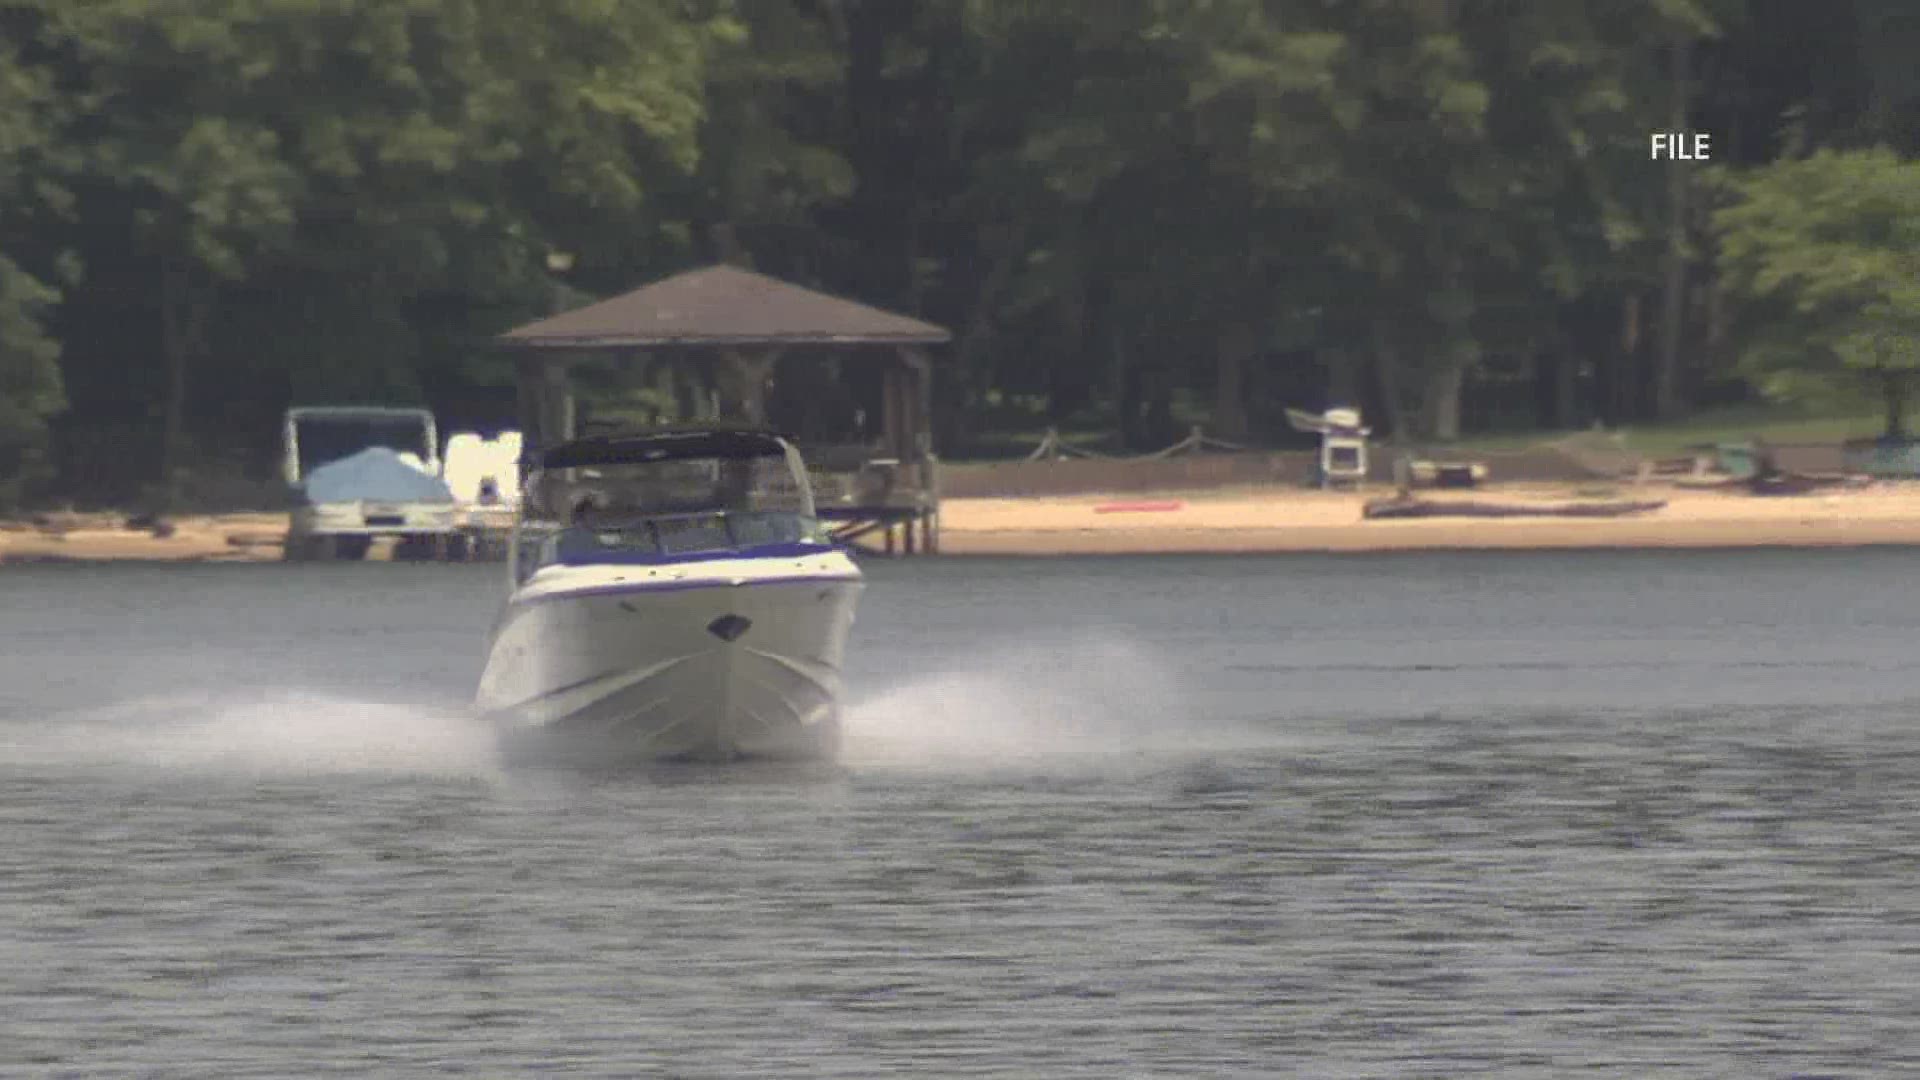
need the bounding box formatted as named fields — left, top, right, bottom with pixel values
left=475, top=553, right=862, bottom=762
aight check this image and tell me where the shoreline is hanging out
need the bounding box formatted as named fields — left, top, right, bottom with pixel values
left=933, top=529, right=1920, bottom=556
left=1, top=512, right=293, bottom=565
left=925, top=484, right=1920, bottom=556
left=8, top=485, right=1920, bottom=563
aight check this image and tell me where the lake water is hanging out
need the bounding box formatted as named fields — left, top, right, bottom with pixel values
left=3, top=551, right=1918, bottom=1076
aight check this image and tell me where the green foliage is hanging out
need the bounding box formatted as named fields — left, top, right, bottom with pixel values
left=1715, top=148, right=1920, bottom=434
left=0, top=255, right=64, bottom=505
left=2, top=0, right=727, bottom=498
left=0, top=0, right=1910, bottom=499
left=0, top=14, right=67, bottom=505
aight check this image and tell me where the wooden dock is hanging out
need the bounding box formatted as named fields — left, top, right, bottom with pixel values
left=810, top=453, right=939, bottom=556
left=820, top=504, right=938, bottom=555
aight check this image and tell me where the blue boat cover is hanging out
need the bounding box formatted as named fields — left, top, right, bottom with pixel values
left=302, top=447, right=456, bottom=505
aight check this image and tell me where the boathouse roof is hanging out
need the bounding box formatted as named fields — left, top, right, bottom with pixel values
left=498, top=265, right=950, bottom=349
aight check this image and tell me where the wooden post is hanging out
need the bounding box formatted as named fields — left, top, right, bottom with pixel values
left=880, top=365, right=906, bottom=460
left=542, top=358, right=576, bottom=443
left=895, top=347, right=938, bottom=548
left=902, top=347, right=934, bottom=460
left=515, top=355, right=546, bottom=449
left=517, top=353, right=576, bottom=448
left=719, top=348, right=782, bottom=425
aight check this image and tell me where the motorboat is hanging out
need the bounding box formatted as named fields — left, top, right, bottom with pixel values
left=475, top=427, right=862, bottom=762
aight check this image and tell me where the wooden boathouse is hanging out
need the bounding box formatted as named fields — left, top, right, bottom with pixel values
left=496, top=265, right=948, bottom=554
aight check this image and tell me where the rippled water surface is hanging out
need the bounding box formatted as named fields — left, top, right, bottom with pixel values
left=3, top=551, right=1919, bottom=1076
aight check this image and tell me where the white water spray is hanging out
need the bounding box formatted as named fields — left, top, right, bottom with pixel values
left=5, top=690, right=501, bottom=780
left=842, top=636, right=1276, bottom=771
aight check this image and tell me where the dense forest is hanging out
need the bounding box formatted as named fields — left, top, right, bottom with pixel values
left=2, top=0, right=1919, bottom=508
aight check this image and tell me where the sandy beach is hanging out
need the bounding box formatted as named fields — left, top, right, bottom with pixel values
left=0, top=513, right=293, bottom=564
left=7, top=484, right=1920, bottom=563
left=930, top=483, right=1920, bottom=555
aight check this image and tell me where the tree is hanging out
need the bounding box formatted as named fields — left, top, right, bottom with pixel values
left=1715, top=147, right=1920, bottom=436
left=0, top=9, right=68, bottom=507
left=0, top=258, right=64, bottom=507
left=7, top=0, right=1909, bottom=496
left=25, top=0, right=724, bottom=501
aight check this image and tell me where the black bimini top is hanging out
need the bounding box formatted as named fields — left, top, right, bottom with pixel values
left=530, top=426, right=793, bottom=470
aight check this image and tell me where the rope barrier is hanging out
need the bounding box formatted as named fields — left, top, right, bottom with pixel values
left=1025, top=427, right=1119, bottom=461
left=1026, top=424, right=1261, bottom=462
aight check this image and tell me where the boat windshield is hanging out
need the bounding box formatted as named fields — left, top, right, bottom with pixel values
left=512, top=451, right=829, bottom=579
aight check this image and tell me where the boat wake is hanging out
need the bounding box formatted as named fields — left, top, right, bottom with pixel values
left=8, top=636, right=1273, bottom=782
left=7, top=690, right=501, bottom=780
left=842, top=637, right=1274, bottom=772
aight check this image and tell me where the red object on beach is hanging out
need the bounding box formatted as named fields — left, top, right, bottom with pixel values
left=1093, top=500, right=1185, bottom=514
